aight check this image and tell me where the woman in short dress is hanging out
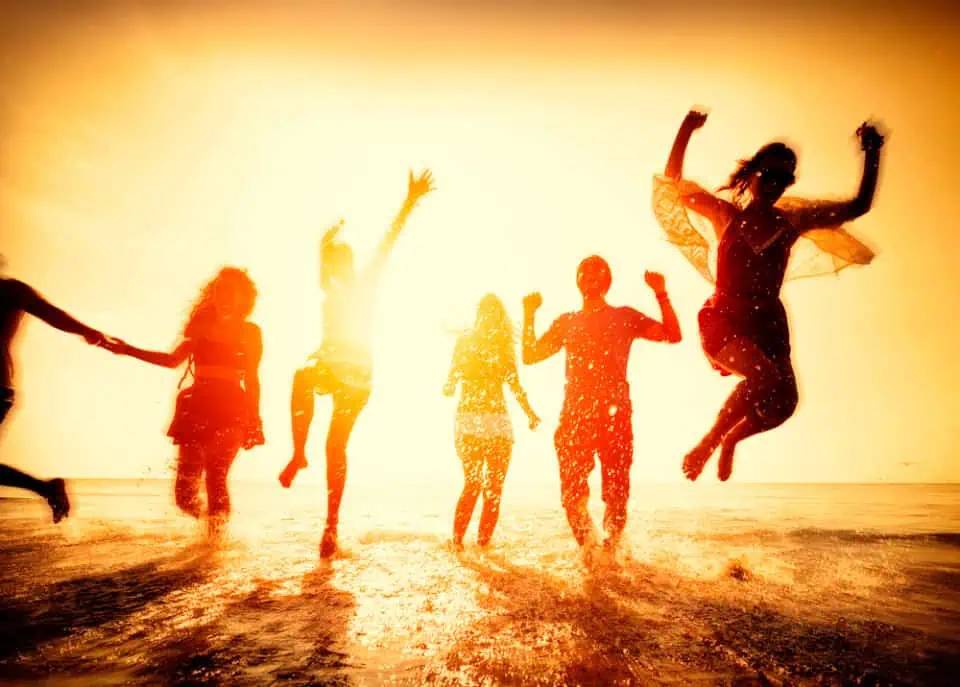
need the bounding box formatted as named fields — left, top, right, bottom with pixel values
left=111, top=267, right=264, bottom=535
left=444, top=294, right=540, bottom=549
left=652, top=108, right=885, bottom=482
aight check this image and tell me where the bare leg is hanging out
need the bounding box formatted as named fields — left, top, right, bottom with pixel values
left=556, top=437, right=597, bottom=548
left=205, top=446, right=239, bottom=536
left=174, top=446, right=204, bottom=519
left=477, top=440, right=511, bottom=548
left=320, top=390, right=366, bottom=559
left=600, top=432, right=633, bottom=548
left=0, top=465, right=70, bottom=523
left=280, top=366, right=319, bottom=488
left=453, top=436, right=483, bottom=548
left=684, top=337, right=779, bottom=481
left=717, top=367, right=798, bottom=482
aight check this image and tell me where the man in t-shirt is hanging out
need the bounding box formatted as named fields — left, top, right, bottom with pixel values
left=522, top=256, right=681, bottom=550
left=1, top=275, right=112, bottom=523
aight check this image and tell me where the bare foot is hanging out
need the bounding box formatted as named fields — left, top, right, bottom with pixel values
left=682, top=441, right=716, bottom=481
left=717, top=441, right=736, bottom=482
left=319, top=524, right=338, bottom=559
left=279, top=455, right=307, bottom=489
left=45, top=479, right=70, bottom=524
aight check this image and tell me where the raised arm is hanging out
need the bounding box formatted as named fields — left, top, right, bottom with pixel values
left=627, top=272, right=682, bottom=343
left=788, top=123, right=886, bottom=232
left=369, top=169, right=435, bottom=276
left=664, top=108, right=735, bottom=227
left=521, top=293, right=565, bottom=365
left=15, top=280, right=104, bottom=345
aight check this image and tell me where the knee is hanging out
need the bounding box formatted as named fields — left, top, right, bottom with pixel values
left=757, top=375, right=798, bottom=427
left=293, top=367, right=314, bottom=393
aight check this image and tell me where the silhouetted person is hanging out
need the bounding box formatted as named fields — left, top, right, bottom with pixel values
left=522, top=257, right=681, bottom=551
left=279, top=169, right=434, bottom=558
left=444, top=294, right=540, bottom=550
left=108, top=267, right=263, bottom=537
left=1, top=275, right=111, bottom=522
left=655, top=108, right=884, bottom=482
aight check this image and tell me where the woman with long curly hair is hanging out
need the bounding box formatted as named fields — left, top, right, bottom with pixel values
left=652, top=108, right=885, bottom=482
left=109, top=267, right=264, bottom=534
left=444, top=294, right=540, bottom=549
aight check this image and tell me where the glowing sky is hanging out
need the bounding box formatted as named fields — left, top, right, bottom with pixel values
left=1, top=1, right=958, bottom=486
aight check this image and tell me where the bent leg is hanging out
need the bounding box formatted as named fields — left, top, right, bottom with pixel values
left=453, top=435, right=484, bottom=548
left=477, top=439, right=512, bottom=547
left=717, top=365, right=798, bottom=482
left=0, top=465, right=70, bottom=523
left=280, top=365, right=324, bottom=488
left=174, top=446, right=204, bottom=518
left=684, top=336, right=779, bottom=481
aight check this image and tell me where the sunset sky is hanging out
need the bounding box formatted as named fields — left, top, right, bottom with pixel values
left=1, top=0, right=957, bottom=488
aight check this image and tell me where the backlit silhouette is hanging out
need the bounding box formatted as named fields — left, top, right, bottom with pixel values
left=0, top=275, right=111, bottom=523
left=444, top=294, right=540, bottom=549
left=654, top=108, right=885, bottom=482
left=522, top=257, right=681, bottom=551
left=279, top=169, right=434, bottom=558
left=108, top=267, right=264, bottom=536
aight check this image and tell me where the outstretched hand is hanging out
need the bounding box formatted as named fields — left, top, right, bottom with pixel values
left=857, top=122, right=885, bottom=152
left=644, top=271, right=667, bottom=294
left=522, top=292, right=543, bottom=314
left=528, top=413, right=541, bottom=431
left=406, top=169, right=435, bottom=203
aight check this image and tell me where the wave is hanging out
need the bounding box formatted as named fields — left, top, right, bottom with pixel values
left=699, top=528, right=960, bottom=547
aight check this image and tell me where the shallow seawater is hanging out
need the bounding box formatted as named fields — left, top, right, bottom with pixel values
left=1, top=480, right=959, bottom=685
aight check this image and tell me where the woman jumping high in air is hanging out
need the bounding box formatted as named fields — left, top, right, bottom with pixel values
left=279, top=169, right=434, bottom=559
left=444, top=294, right=540, bottom=550
left=653, top=108, right=885, bottom=482
left=109, top=267, right=264, bottom=535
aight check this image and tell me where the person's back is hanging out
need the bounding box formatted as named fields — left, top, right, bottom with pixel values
left=454, top=334, right=512, bottom=415
left=558, top=304, right=644, bottom=406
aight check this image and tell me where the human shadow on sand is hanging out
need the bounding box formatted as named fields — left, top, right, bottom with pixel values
left=426, top=551, right=960, bottom=686
left=0, top=544, right=216, bottom=667
left=134, top=562, right=358, bottom=687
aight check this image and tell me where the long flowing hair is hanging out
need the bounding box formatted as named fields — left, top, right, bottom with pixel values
left=466, top=293, right=517, bottom=371
left=717, top=142, right=797, bottom=207
left=183, top=267, right=257, bottom=339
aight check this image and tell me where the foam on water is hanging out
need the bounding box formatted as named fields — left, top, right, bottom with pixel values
left=1, top=480, right=959, bottom=685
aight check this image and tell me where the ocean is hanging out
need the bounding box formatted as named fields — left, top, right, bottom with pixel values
left=1, top=479, right=958, bottom=685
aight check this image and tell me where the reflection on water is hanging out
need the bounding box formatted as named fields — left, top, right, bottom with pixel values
left=1, top=480, right=959, bottom=685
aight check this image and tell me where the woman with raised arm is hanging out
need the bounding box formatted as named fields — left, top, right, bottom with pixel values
left=444, top=294, right=540, bottom=550
left=652, top=109, right=884, bottom=482
left=279, top=169, right=434, bottom=559
left=109, top=267, right=264, bottom=536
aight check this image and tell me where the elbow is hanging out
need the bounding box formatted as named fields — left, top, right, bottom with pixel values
left=668, top=331, right=682, bottom=344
